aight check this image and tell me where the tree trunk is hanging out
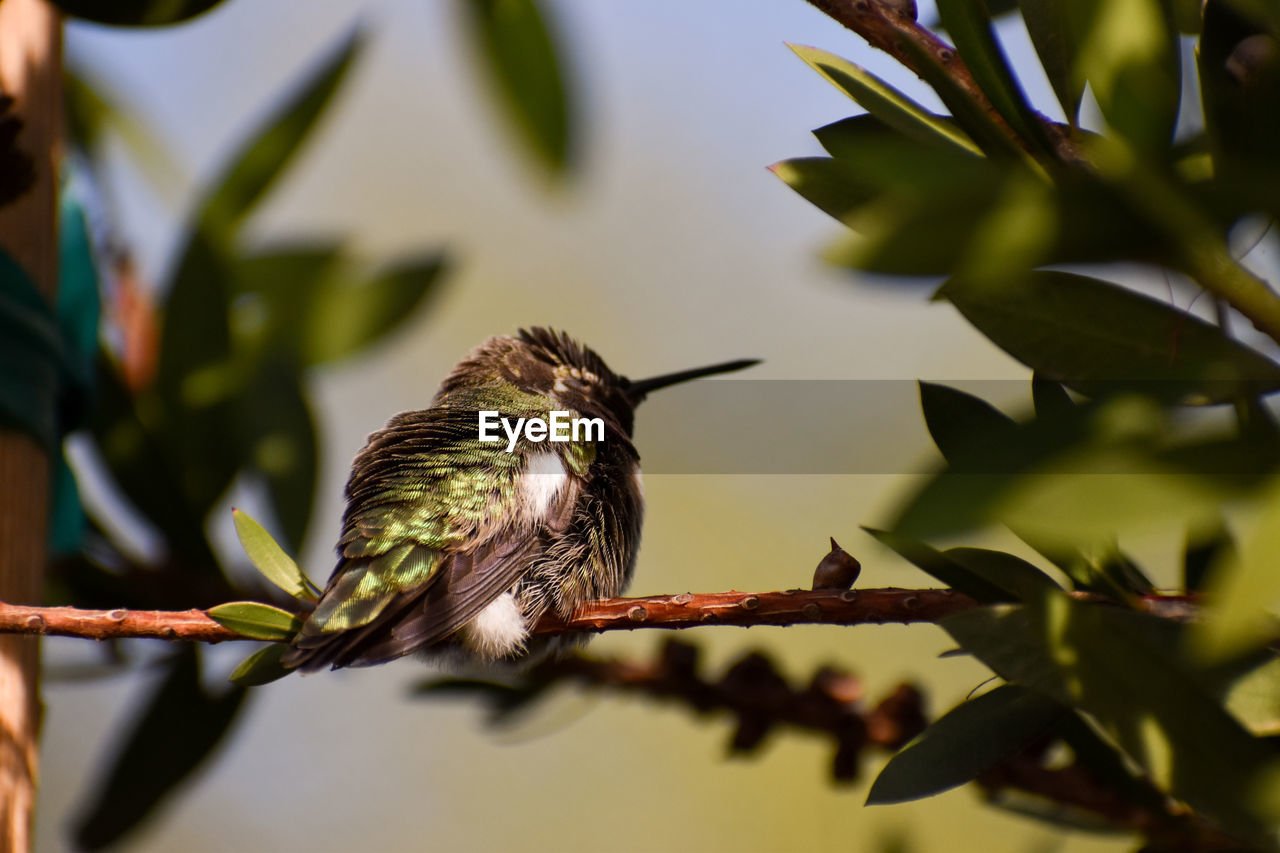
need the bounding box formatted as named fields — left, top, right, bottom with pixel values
left=0, top=0, right=62, bottom=849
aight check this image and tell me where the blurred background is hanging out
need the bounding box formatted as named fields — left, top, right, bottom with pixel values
left=38, top=0, right=1134, bottom=850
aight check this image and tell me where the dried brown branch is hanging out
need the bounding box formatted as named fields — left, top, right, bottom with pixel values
left=0, top=588, right=1197, bottom=644
left=440, top=640, right=1229, bottom=847
left=499, top=638, right=929, bottom=783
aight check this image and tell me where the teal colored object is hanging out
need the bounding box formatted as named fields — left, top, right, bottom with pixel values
left=0, top=182, right=101, bottom=554
left=0, top=248, right=65, bottom=450
left=48, top=187, right=101, bottom=554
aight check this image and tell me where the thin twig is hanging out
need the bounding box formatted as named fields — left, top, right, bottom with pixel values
left=0, top=588, right=1197, bottom=644
left=801, top=0, right=1077, bottom=161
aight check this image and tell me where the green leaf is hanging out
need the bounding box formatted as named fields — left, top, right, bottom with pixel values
left=867, top=685, right=1064, bottom=803
left=890, top=394, right=1269, bottom=546
left=89, top=353, right=219, bottom=569
left=155, top=231, right=241, bottom=516
left=786, top=44, right=981, bottom=155
left=864, top=528, right=1016, bottom=602
left=893, top=35, right=1030, bottom=163
left=1068, top=0, right=1180, bottom=153
left=810, top=115, right=999, bottom=195
left=1183, top=515, right=1234, bottom=593
left=944, top=547, right=1063, bottom=597
left=198, top=30, right=363, bottom=241
left=300, top=253, right=448, bottom=366
left=232, top=247, right=448, bottom=368
left=935, top=0, right=1057, bottom=155
left=996, top=450, right=1241, bottom=551
left=244, top=371, right=318, bottom=553
left=918, top=382, right=1018, bottom=466
left=64, top=70, right=185, bottom=205
left=1031, top=372, right=1075, bottom=420
left=943, top=592, right=1280, bottom=841
left=1223, top=655, right=1280, bottom=735
left=73, top=647, right=247, bottom=850
left=1193, top=477, right=1280, bottom=660
left=231, top=510, right=316, bottom=602
left=51, top=0, right=224, bottom=26
left=208, top=601, right=303, bottom=641
left=229, top=643, right=295, bottom=687
left=769, top=157, right=880, bottom=222
left=819, top=173, right=1014, bottom=275
left=1018, top=0, right=1086, bottom=122
left=461, top=0, right=576, bottom=175
left=936, top=270, right=1280, bottom=403
left=1199, top=1, right=1280, bottom=219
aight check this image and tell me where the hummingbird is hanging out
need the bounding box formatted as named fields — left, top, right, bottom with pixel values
left=282, top=328, right=758, bottom=671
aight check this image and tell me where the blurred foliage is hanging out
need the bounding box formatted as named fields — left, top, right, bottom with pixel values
left=50, top=0, right=227, bottom=26
left=56, top=0, right=581, bottom=180
left=415, top=637, right=929, bottom=784
left=32, top=0, right=1280, bottom=850
left=773, top=0, right=1280, bottom=847
left=57, top=30, right=446, bottom=849
left=460, top=0, right=578, bottom=177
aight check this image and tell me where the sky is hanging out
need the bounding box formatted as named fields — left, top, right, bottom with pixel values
left=36, top=1, right=1133, bottom=851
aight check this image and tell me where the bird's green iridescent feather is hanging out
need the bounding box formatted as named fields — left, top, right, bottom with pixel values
left=307, top=385, right=596, bottom=634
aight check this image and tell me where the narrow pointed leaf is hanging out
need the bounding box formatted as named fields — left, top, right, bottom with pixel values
left=73, top=648, right=247, bottom=850
left=944, top=547, right=1062, bottom=597
left=207, top=601, right=303, bottom=641
left=919, top=382, right=1017, bottom=466
left=943, top=593, right=1280, bottom=841
left=198, top=30, right=362, bottom=240
left=787, top=44, right=981, bottom=155
left=893, top=35, right=1029, bottom=162
left=229, top=643, right=295, bottom=687
left=232, top=509, right=316, bottom=602
left=461, top=0, right=575, bottom=175
left=231, top=247, right=448, bottom=369
left=1018, top=0, right=1086, bottom=121
left=1183, top=516, right=1233, bottom=593
left=298, top=252, right=448, bottom=366
left=1068, top=0, right=1181, bottom=153
left=155, top=231, right=240, bottom=517
left=1193, top=477, right=1280, bottom=660
left=867, top=684, right=1064, bottom=803
left=1031, top=372, right=1075, bottom=420
left=936, top=0, right=1057, bottom=155
left=937, top=271, right=1280, bottom=402
left=865, top=528, right=1015, bottom=602
left=233, top=361, right=319, bottom=551
left=769, top=157, right=879, bottom=222
left=64, top=71, right=185, bottom=205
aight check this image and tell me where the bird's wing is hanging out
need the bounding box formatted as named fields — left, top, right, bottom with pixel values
left=283, top=396, right=589, bottom=670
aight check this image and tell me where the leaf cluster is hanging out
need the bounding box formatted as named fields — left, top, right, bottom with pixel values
left=57, top=34, right=443, bottom=849
left=779, top=0, right=1280, bottom=846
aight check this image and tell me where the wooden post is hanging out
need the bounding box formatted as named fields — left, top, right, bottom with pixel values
left=0, top=0, right=61, bottom=849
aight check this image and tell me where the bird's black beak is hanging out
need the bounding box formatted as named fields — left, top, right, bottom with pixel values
left=624, top=358, right=760, bottom=403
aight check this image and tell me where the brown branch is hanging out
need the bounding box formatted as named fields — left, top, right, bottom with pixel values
left=429, top=639, right=1229, bottom=847
left=0, top=604, right=237, bottom=643
left=432, top=640, right=1230, bottom=848
left=497, top=639, right=928, bottom=783
left=532, top=587, right=979, bottom=634
left=0, top=588, right=1196, bottom=643
left=801, top=0, right=1078, bottom=161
